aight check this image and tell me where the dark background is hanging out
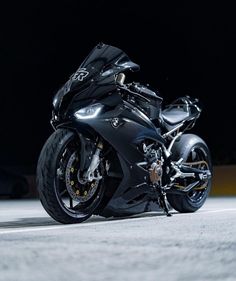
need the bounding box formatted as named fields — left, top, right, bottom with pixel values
left=0, top=1, right=235, bottom=176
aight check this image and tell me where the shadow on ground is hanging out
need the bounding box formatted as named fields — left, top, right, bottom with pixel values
left=0, top=211, right=174, bottom=229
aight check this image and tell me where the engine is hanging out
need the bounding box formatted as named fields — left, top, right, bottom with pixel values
left=149, top=160, right=163, bottom=184
left=142, top=142, right=164, bottom=185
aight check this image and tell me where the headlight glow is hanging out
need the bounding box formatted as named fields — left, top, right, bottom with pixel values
left=74, top=103, right=104, bottom=119
left=52, top=97, right=58, bottom=108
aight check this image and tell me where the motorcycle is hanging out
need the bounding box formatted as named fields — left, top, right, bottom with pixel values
left=36, top=43, right=212, bottom=224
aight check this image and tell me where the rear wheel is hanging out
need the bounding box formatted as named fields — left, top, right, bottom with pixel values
left=167, top=134, right=212, bottom=213
left=37, top=129, right=105, bottom=224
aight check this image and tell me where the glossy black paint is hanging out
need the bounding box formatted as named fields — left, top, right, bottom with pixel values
left=100, top=154, right=160, bottom=217
left=55, top=98, right=165, bottom=216
left=51, top=43, right=201, bottom=217
left=53, top=43, right=139, bottom=116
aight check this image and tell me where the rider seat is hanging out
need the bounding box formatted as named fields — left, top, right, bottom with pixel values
left=161, top=107, right=190, bottom=125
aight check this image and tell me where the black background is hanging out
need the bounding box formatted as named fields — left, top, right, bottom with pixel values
left=0, top=1, right=235, bottom=174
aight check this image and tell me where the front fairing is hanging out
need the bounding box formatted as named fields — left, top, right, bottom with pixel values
left=53, top=43, right=140, bottom=112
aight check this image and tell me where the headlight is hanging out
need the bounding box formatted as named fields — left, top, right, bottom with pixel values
left=74, top=103, right=104, bottom=119
left=52, top=97, right=58, bottom=108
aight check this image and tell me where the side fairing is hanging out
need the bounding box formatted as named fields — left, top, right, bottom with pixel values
left=77, top=101, right=165, bottom=164
left=72, top=101, right=165, bottom=216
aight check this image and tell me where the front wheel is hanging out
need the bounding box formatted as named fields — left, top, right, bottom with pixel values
left=36, top=129, right=105, bottom=224
left=167, top=134, right=212, bottom=213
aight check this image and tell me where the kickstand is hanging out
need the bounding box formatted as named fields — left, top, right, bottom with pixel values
left=158, top=191, right=172, bottom=217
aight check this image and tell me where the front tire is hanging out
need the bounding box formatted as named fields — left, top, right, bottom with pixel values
left=167, top=134, right=212, bottom=213
left=36, top=129, right=104, bottom=224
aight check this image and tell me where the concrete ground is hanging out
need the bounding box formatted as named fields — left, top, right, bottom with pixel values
left=0, top=197, right=236, bottom=281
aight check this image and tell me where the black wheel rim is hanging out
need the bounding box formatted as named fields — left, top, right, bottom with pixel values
left=54, top=136, right=103, bottom=218
left=185, top=146, right=211, bottom=203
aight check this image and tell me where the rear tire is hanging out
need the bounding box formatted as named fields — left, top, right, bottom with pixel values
left=167, top=134, right=212, bottom=213
left=36, top=129, right=104, bottom=224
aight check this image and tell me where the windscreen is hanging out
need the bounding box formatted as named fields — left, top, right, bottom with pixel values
left=53, top=43, right=139, bottom=110
left=73, top=43, right=139, bottom=82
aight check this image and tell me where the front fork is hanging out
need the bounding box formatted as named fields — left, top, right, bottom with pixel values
left=83, top=140, right=103, bottom=182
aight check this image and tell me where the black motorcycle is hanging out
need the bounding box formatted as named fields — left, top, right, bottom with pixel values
left=36, top=43, right=212, bottom=224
